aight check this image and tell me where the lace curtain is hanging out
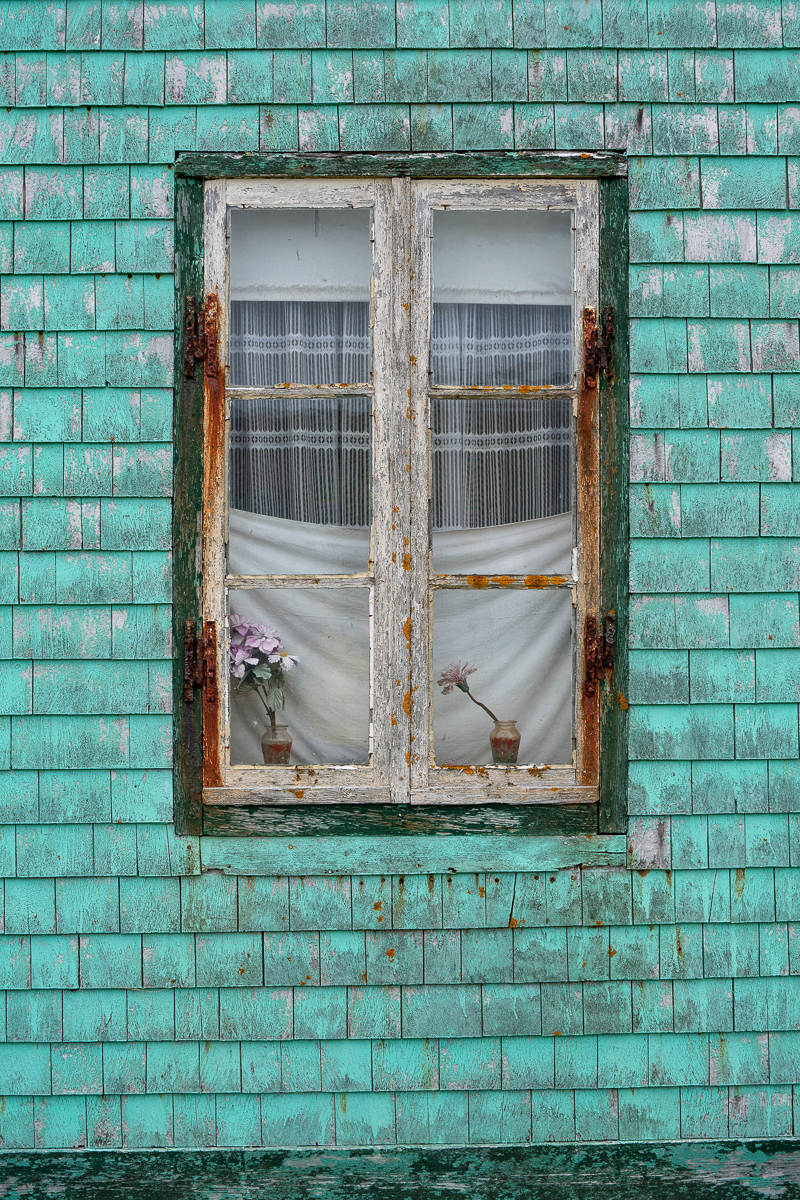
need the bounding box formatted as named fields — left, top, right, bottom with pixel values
left=230, top=300, right=572, bottom=389
left=229, top=300, right=572, bottom=529
left=432, top=395, right=571, bottom=530
left=230, top=393, right=371, bottom=528
left=230, top=300, right=371, bottom=387
left=432, top=303, right=572, bottom=387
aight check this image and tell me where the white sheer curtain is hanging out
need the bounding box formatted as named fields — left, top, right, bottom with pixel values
left=230, top=299, right=572, bottom=390
left=230, top=392, right=371, bottom=528
left=432, top=303, right=572, bottom=387
left=229, top=311, right=573, bottom=532
left=432, top=393, right=571, bottom=530
left=230, top=300, right=371, bottom=387
left=227, top=512, right=573, bottom=766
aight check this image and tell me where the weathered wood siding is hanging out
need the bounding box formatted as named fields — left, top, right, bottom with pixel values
left=0, top=0, right=797, bottom=1151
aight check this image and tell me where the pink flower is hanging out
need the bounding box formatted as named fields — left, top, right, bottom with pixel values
left=230, top=643, right=258, bottom=679
left=245, top=623, right=282, bottom=655
left=437, top=661, right=477, bottom=695
left=229, top=613, right=253, bottom=645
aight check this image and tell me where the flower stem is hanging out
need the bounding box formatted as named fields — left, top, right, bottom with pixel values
left=466, top=691, right=499, bottom=724
left=253, top=686, right=278, bottom=729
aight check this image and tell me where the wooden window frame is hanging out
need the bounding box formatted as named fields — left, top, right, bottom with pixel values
left=173, top=152, right=629, bottom=840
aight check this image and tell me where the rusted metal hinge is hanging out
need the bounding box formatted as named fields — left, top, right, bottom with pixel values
left=583, top=305, right=615, bottom=388
left=584, top=611, right=616, bottom=698
left=183, top=619, right=218, bottom=704
left=183, top=294, right=219, bottom=379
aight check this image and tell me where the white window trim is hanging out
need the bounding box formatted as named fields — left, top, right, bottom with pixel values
left=202, top=176, right=600, bottom=809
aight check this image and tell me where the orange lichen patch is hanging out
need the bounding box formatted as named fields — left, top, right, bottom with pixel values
left=490, top=575, right=515, bottom=586
left=403, top=692, right=412, bottom=716
left=402, top=553, right=411, bottom=569
left=467, top=575, right=488, bottom=588
left=509, top=917, right=518, bottom=928
left=524, top=574, right=568, bottom=588
left=478, top=886, right=486, bottom=898
left=403, top=617, right=412, bottom=647
left=385, top=948, right=395, bottom=960
left=289, top=790, right=305, bottom=799
left=619, top=693, right=629, bottom=710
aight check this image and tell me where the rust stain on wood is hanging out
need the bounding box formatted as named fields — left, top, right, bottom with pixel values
left=202, top=292, right=224, bottom=789
left=202, top=619, right=222, bottom=788
left=577, top=307, right=601, bottom=789
left=524, top=574, right=569, bottom=588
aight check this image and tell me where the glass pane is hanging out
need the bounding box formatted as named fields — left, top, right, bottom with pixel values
left=432, top=210, right=572, bottom=387
left=229, top=207, right=372, bottom=385
left=431, top=394, right=573, bottom=575
left=228, top=589, right=370, bottom=767
left=432, top=589, right=573, bottom=766
left=228, top=393, right=371, bottom=575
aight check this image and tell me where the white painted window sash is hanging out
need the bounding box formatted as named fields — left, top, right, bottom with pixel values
left=202, top=176, right=600, bottom=808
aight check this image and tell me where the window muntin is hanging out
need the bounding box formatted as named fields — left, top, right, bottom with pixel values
left=202, top=176, right=599, bottom=805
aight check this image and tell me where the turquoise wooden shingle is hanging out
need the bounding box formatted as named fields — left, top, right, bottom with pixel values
left=257, top=0, right=326, bottom=48
left=123, top=53, right=165, bottom=106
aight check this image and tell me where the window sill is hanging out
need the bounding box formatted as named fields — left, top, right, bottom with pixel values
left=201, top=799, right=599, bottom=838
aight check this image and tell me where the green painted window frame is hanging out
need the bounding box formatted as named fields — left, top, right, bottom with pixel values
left=172, top=151, right=629, bottom=840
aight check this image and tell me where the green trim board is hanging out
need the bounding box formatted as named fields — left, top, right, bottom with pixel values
left=173, top=175, right=206, bottom=838
left=173, top=155, right=630, bottom=842
left=202, top=801, right=599, bottom=838
left=598, top=175, right=630, bottom=834
left=0, top=1142, right=795, bottom=1199
left=175, top=150, right=627, bottom=179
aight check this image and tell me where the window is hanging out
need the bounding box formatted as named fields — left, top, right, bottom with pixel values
left=174, top=155, right=628, bottom=839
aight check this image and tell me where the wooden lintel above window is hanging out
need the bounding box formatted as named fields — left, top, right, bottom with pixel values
left=174, top=150, right=628, bottom=180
